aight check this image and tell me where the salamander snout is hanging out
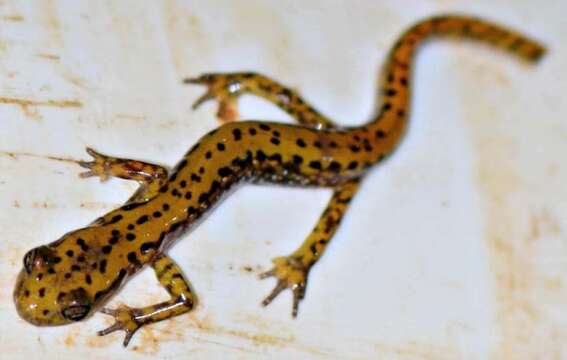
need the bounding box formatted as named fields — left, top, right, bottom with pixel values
left=14, top=245, right=94, bottom=326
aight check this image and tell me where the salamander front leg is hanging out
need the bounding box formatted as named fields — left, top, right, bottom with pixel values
left=185, top=72, right=336, bottom=129
left=260, top=179, right=360, bottom=317
left=78, top=147, right=168, bottom=202
left=98, top=254, right=196, bottom=347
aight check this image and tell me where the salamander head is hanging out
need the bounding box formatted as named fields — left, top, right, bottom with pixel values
left=14, top=243, right=94, bottom=326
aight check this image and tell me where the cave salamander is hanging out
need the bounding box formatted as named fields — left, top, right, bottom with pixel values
left=13, top=15, right=545, bottom=346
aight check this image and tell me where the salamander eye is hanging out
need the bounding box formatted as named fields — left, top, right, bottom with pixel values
left=23, top=249, right=37, bottom=275
left=61, top=288, right=92, bottom=321
left=62, top=304, right=91, bottom=321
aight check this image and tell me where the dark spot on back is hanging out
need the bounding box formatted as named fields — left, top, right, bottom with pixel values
left=136, top=215, right=149, bottom=225
left=232, top=129, right=242, bottom=141
left=309, top=161, right=322, bottom=170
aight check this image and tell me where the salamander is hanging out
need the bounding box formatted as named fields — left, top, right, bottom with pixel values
left=13, top=15, right=545, bottom=347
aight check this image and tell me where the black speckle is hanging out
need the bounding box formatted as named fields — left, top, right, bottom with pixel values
left=349, top=145, right=361, bottom=153
left=272, top=130, right=280, bottom=137
left=383, top=102, right=392, bottom=112
left=162, top=203, right=170, bottom=211
left=328, top=161, right=342, bottom=171
left=218, top=167, right=233, bottom=178
left=185, top=192, right=192, bottom=200
left=108, top=237, right=119, bottom=245
left=348, top=161, right=358, bottom=170
left=217, top=143, right=226, bottom=151
left=296, top=139, right=306, bottom=148
left=292, top=155, right=303, bottom=164
left=269, top=153, right=282, bottom=162
left=309, top=161, right=322, bottom=170
left=64, top=273, right=71, bottom=279
left=159, top=185, right=169, bottom=193
left=310, top=244, right=318, bottom=255
left=127, top=224, right=135, bottom=230
left=99, top=260, right=107, bottom=273
left=136, top=215, right=149, bottom=225
left=85, top=274, right=92, bottom=285
left=191, top=173, right=202, bottom=182
left=140, top=242, right=156, bottom=254
left=107, top=214, right=123, bottom=224
left=102, top=245, right=112, bottom=254
left=153, top=211, right=162, bottom=218
left=248, top=128, right=257, bottom=136
left=71, top=265, right=81, bottom=272
left=232, top=129, right=242, bottom=141
left=65, top=250, right=74, bottom=258
left=39, top=288, right=45, bottom=297
left=256, top=150, right=267, bottom=161
left=127, top=252, right=140, bottom=266
left=385, top=89, right=397, bottom=97
left=126, top=233, right=136, bottom=241
left=376, top=130, right=386, bottom=138
left=270, top=137, right=280, bottom=145
left=180, top=180, right=187, bottom=188
left=76, top=238, right=89, bottom=252
left=198, top=193, right=208, bottom=204
left=77, top=255, right=86, bottom=262
left=259, top=124, right=271, bottom=131
left=205, top=151, right=212, bottom=159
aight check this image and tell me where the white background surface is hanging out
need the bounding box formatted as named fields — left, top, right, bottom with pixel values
left=1, top=1, right=566, bottom=359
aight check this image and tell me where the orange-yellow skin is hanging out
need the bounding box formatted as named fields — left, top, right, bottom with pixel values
left=13, top=15, right=545, bottom=347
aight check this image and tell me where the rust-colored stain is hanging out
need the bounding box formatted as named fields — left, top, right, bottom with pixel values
left=0, top=151, right=79, bottom=164
left=79, top=202, right=120, bottom=211
left=0, top=97, right=82, bottom=108
left=189, top=315, right=294, bottom=348
left=374, top=340, right=462, bottom=359
left=115, top=113, right=146, bottom=121
left=2, top=15, right=24, bottom=22
left=36, top=53, right=60, bottom=61
left=0, top=97, right=82, bottom=118
left=528, top=209, right=561, bottom=243
left=465, top=69, right=565, bottom=357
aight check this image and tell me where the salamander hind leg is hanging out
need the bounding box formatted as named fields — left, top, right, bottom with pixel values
left=260, top=179, right=360, bottom=317
left=79, top=147, right=168, bottom=202
left=98, top=254, right=195, bottom=347
left=185, top=72, right=336, bottom=129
